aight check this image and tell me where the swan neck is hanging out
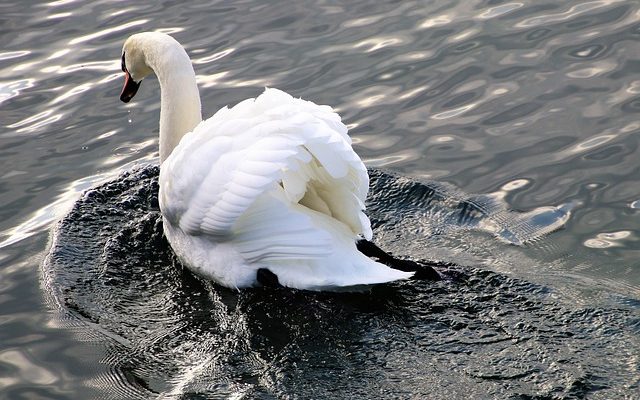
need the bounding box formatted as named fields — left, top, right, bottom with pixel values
left=156, top=58, right=202, bottom=163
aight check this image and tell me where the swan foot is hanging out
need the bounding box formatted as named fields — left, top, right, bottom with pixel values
left=356, top=239, right=442, bottom=281
left=256, top=268, right=282, bottom=288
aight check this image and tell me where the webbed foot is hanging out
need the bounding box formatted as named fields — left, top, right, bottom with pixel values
left=356, top=239, right=441, bottom=281
left=256, top=268, right=282, bottom=288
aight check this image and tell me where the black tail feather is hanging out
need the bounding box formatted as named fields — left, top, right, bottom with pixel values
left=256, top=268, right=282, bottom=288
left=356, top=239, right=441, bottom=281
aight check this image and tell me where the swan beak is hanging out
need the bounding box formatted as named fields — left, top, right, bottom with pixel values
left=120, top=71, right=141, bottom=103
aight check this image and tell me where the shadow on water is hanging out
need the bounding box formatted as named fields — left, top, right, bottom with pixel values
left=43, top=165, right=639, bottom=399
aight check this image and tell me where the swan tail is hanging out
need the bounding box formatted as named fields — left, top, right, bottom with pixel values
left=232, top=191, right=412, bottom=290
left=265, top=249, right=414, bottom=291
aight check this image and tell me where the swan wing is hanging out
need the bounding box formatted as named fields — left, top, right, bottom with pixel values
left=160, top=88, right=372, bottom=262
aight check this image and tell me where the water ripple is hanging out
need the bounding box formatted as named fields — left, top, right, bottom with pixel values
left=515, top=0, right=626, bottom=28
left=68, top=20, right=149, bottom=45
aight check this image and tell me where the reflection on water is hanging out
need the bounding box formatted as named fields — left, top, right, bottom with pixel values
left=1, top=0, right=640, bottom=398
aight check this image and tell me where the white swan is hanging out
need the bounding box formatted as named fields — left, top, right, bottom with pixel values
left=119, top=32, right=413, bottom=290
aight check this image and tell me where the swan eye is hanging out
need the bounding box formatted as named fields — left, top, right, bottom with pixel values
left=121, top=53, right=126, bottom=72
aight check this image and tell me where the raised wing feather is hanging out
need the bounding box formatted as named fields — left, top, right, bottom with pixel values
left=159, top=88, right=371, bottom=262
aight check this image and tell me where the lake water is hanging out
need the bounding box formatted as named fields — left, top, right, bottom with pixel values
left=1, top=0, right=639, bottom=398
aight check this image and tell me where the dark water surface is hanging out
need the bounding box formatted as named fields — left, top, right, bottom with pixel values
left=1, top=0, right=639, bottom=398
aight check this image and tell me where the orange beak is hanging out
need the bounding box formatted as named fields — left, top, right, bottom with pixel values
left=120, top=71, right=140, bottom=103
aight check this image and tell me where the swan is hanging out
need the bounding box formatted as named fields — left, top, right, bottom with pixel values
left=119, top=32, right=413, bottom=290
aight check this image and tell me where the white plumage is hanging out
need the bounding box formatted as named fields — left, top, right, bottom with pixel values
left=120, top=32, right=412, bottom=290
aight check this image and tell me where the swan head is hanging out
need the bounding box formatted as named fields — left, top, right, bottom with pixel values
left=119, top=33, right=165, bottom=103
left=120, top=34, right=154, bottom=103
left=119, top=32, right=194, bottom=103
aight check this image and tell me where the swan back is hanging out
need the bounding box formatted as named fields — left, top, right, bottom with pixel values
left=161, top=88, right=371, bottom=243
